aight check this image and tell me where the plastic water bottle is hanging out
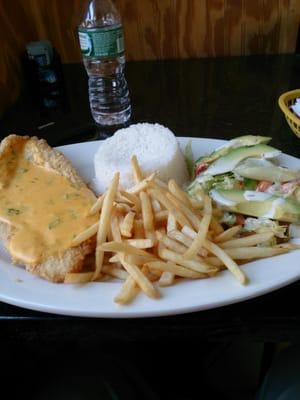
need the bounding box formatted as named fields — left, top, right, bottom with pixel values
left=78, top=0, right=131, bottom=126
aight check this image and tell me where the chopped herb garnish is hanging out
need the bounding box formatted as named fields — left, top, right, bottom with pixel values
left=17, top=168, right=28, bottom=174
left=7, top=208, right=21, bottom=216
left=65, top=193, right=80, bottom=200
left=48, top=217, right=61, bottom=230
left=68, top=210, right=78, bottom=220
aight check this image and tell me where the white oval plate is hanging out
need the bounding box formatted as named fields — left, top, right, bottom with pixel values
left=0, top=137, right=300, bottom=318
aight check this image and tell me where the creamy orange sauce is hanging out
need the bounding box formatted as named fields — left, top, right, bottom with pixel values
left=0, top=145, right=98, bottom=265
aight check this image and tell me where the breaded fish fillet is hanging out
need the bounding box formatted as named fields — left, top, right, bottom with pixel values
left=0, top=135, right=97, bottom=282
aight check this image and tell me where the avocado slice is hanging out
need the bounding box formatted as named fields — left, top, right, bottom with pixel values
left=195, top=135, right=271, bottom=166
left=234, top=158, right=300, bottom=182
left=210, top=189, right=300, bottom=222
left=201, top=144, right=281, bottom=177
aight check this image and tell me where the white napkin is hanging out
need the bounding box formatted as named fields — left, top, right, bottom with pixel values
left=290, top=98, right=300, bottom=117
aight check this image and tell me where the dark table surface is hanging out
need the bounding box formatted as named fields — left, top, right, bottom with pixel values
left=1, top=54, right=300, bottom=342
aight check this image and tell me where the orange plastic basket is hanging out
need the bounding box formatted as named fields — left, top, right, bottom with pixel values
left=278, top=89, right=300, bottom=138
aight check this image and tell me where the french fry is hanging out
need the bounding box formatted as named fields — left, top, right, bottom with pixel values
left=127, top=172, right=157, bottom=194
left=210, top=217, right=224, bottom=235
left=203, top=240, right=247, bottom=284
left=99, top=241, right=155, bottom=257
left=68, top=162, right=296, bottom=304
left=225, top=246, right=288, bottom=259
left=156, top=226, right=166, bottom=234
left=182, top=224, right=198, bottom=238
left=125, top=253, right=158, bottom=265
left=120, top=211, right=135, bottom=237
left=149, top=188, right=192, bottom=228
left=141, top=265, right=162, bottom=282
left=168, top=229, right=192, bottom=247
left=159, top=246, right=215, bottom=273
left=110, top=214, right=122, bottom=242
left=158, top=270, right=175, bottom=286
left=151, top=199, right=162, bottom=212
left=274, top=243, right=300, bottom=250
left=64, top=271, right=94, bottom=283
left=109, top=252, right=157, bottom=265
left=115, top=202, right=132, bottom=213
left=116, top=193, right=131, bottom=205
left=126, top=238, right=155, bottom=249
left=133, top=219, right=145, bottom=238
left=131, top=155, right=143, bottom=182
left=215, top=225, right=242, bottom=243
left=71, top=221, right=98, bottom=246
left=212, top=208, right=223, bottom=217
left=89, top=193, right=105, bottom=215
left=114, top=276, right=139, bottom=304
left=119, top=255, right=159, bottom=299
left=109, top=254, right=119, bottom=263
left=189, top=197, right=203, bottom=209
left=94, top=172, right=119, bottom=280
left=167, top=213, right=177, bottom=233
left=107, top=221, right=113, bottom=242
left=146, top=267, right=161, bottom=278
left=146, top=260, right=206, bottom=279
left=166, top=192, right=201, bottom=231
left=119, top=191, right=141, bottom=212
left=154, top=210, right=169, bottom=222
left=184, top=195, right=212, bottom=259
left=204, top=256, right=224, bottom=267
left=168, top=179, right=193, bottom=208
left=221, top=232, right=274, bottom=249
left=140, top=191, right=155, bottom=240
left=154, top=177, right=168, bottom=190
left=156, top=231, right=186, bottom=254
left=102, top=264, right=128, bottom=280
left=167, top=229, right=208, bottom=257
left=99, top=274, right=112, bottom=282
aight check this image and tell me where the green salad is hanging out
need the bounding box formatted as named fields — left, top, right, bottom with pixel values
left=187, top=135, right=300, bottom=239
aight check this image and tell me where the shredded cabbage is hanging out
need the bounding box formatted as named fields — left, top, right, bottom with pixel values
left=289, top=223, right=300, bottom=238
left=196, top=173, right=238, bottom=192
left=220, top=212, right=236, bottom=226
left=243, top=217, right=287, bottom=238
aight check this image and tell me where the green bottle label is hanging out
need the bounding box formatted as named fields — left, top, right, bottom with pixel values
left=78, top=25, right=124, bottom=58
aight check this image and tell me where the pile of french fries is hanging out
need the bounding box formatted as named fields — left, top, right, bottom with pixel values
left=65, top=156, right=291, bottom=305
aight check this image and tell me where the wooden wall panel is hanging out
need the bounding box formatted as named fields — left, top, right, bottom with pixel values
left=176, top=0, right=207, bottom=58
left=224, top=0, right=244, bottom=56
left=205, top=0, right=225, bottom=56
left=244, top=0, right=264, bottom=54
left=0, top=0, right=299, bottom=115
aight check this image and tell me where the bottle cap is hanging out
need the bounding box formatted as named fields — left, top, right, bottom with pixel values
left=26, top=40, right=53, bottom=66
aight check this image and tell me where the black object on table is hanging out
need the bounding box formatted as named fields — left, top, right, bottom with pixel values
left=1, top=55, right=300, bottom=345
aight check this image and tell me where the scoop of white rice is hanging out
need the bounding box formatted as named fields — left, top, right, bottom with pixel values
left=93, top=123, right=189, bottom=192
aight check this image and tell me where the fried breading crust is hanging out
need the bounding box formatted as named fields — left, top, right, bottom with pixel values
left=0, top=135, right=96, bottom=282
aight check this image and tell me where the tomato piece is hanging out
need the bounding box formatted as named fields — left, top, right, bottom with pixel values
left=256, top=180, right=272, bottom=192
left=280, top=182, right=296, bottom=194
left=195, top=162, right=208, bottom=176
left=235, top=214, right=245, bottom=225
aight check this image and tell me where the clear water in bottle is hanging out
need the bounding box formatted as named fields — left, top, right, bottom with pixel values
left=78, top=0, right=131, bottom=126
